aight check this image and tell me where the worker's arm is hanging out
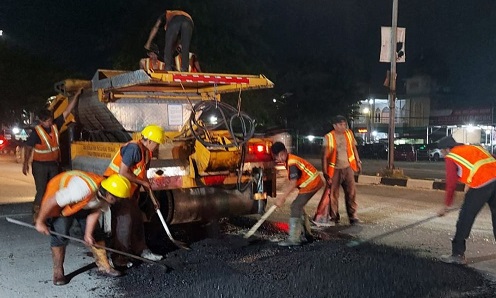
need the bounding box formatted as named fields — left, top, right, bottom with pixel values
left=35, top=195, right=59, bottom=235
left=321, top=146, right=331, bottom=184
left=144, top=18, right=163, bottom=50
left=62, top=88, right=83, bottom=120
left=438, top=159, right=459, bottom=216
left=352, top=143, right=362, bottom=172
left=119, top=162, right=151, bottom=189
left=274, top=179, right=298, bottom=207
left=83, top=209, right=101, bottom=246
left=22, top=146, right=33, bottom=175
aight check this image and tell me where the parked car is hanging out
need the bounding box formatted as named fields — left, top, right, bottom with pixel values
left=427, top=143, right=444, bottom=161
left=394, top=144, right=416, bottom=161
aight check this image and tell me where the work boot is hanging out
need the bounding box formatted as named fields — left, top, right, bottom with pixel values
left=440, top=254, right=467, bottom=265
left=141, top=249, right=163, bottom=261
left=51, top=246, right=67, bottom=286
left=91, top=241, right=123, bottom=277
left=278, top=217, right=303, bottom=247
left=301, top=212, right=313, bottom=240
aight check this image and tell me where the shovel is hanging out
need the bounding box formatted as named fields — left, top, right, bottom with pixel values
left=6, top=217, right=169, bottom=270
left=244, top=205, right=277, bottom=239
left=147, top=188, right=190, bottom=250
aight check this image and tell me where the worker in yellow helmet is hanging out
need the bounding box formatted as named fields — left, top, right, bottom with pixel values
left=35, top=171, right=132, bottom=285
left=103, top=125, right=165, bottom=268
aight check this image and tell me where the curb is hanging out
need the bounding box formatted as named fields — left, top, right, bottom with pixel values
left=356, top=175, right=466, bottom=192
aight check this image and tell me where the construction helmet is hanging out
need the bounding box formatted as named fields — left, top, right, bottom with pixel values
left=101, top=174, right=132, bottom=199
left=141, top=125, right=165, bottom=144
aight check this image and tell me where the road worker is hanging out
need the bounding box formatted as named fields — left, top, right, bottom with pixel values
left=174, top=44, right=202, bottom=72
left=437, top=136, right=496, bottom=265
left=312, top=115, right=362, bottom=227
left=271, top=142, right=324, bottom=246
left=139, top=43, right=166, bottom=72
left=104, top=125, right=165, bottom=267
left=23, top=88, right=83, bottom=223
left=35, top=171, right=132, bottom=285
left=144, top=10, right=194, bottom=72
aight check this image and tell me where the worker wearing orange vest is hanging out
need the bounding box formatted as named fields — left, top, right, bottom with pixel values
left=145, top=10, right=194, bottom=72
left=312, top=115, right=362, bottom=227
left=139, top=43, right=166, bottom=72
left=436, top=136, right=496, bottom=265
left=35, top=171, right=132, bottom=285
left=103, top=125, right=165, bottom=267
left=271, top=142, right=324, bottom=246
left=23, top=88, right=83, bottom=222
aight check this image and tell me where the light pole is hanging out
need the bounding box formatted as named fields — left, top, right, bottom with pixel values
left=387, top=0, right=398, bottom=170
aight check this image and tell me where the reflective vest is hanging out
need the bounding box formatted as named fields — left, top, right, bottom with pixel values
left=286, top=154, right=322, bottom=193
left=141, top=58, right=165, bottom=72
left=32, top=124, right=60, bottom=162
left=164, top=10, right=193, bottom=30
left=445, top=145, right=496, bottom=188
left=103, top=141, right=151, bottom=194
left=324, top=129, right=358, bottom=177
left=174, top=53, right=198, bottom=72
left=41, top=170, right=104, bottom=217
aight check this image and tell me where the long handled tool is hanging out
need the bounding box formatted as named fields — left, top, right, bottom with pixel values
left=244, top=205, right=277, bottom=239
left=6, top=217, right=169, bottom=270
left=346, top=208, right=459, bottom=247
left=147, top=189, right=190, bottom=250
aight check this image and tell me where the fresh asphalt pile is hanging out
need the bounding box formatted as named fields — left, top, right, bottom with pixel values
left=107, top=219, right=496, bottom=298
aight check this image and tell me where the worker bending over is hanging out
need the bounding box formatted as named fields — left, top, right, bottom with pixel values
left=35, top=171, right=132, bottom=285
left=271, top=142, right=324, bottom=246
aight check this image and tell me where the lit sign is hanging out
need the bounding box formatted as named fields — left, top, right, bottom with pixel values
left=358, top=129, right=368, bottom=133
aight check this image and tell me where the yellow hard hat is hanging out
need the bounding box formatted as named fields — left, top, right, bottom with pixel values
left=141, top=125, right=165, bottom=144
left=101, top=174, right=132, bottom=199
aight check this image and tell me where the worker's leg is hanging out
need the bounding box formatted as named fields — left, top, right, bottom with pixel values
left=32, top=161, right=59, bottom=221
left=485, top=181, right=496, bottom=241
left=49, top=216, right=72, bottom=285
left=452, top=186, right=490, bottom=256
left=329, top=169, right=343, bottom=223
left=164, top=20, right=181, bottom=71
left=179, top=17, right=194, bottom=72
left=279, top=190, right=317, bottom=246
left=111, top=199, right=133, bottom=265
left=129, top=195, right=162, bottom=261
left=342, top=167, right=359, bottom=224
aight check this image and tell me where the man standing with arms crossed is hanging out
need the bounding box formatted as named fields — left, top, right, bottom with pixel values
left=313, top=115, right=362, bottom=226
left=23, top=88, right=83, bottom=222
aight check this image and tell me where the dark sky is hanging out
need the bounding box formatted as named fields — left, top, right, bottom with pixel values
left=1, top=0, right=496, bottom=104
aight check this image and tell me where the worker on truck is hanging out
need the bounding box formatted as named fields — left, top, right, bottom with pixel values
left=23, top=88, right=83, bottom=223
left=103, top=125, right=165, bottom=267
left=35, top=171, right=132, bottom=285
left=144, top=10, right=194, bottom=72
left=139, top=43, right=166, bottom=72
left=270, top=142, right=324, bottom=246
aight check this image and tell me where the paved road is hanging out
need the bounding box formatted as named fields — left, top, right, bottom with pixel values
left=1, top=154, right=495, bottom=297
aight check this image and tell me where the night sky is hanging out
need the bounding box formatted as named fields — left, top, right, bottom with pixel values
left=1, top=0, right=495, bottom=104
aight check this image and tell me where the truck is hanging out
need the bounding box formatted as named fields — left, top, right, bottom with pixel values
left=47, top=68, right=276, bottom=231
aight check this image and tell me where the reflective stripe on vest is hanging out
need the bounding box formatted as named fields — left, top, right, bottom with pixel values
left=325, top=129, right=358, bottom=175
left=287, top=154, right=319, bottom=189
left=59, top=171, right=102, bottom=217
left=33, top=125, right=60, bottom=161
left=446, top=146, right=496, bottom=184
left=174, top=53, right=195, bottom=72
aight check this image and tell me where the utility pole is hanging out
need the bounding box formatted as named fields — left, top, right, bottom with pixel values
left=387, top=0, right=398, bottom=170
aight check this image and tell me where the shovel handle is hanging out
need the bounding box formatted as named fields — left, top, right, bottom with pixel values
left=244, top=205, right=277, bottom=239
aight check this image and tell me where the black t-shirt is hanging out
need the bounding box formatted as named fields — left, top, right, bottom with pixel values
left=25, top=115, right=65, bottom=147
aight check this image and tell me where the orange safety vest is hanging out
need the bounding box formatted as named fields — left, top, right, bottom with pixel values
left=41, top=170, right=104, bottom=217
left=164, top=10, right=193, bottom=30
left=445, top=145, right=496, bottom=188
left=32, top=124, right=60, bottom=162
left=174, top=53, right=199, bottom=72
left=141, top=58, right=165, bottom=72
left=103, top=141, right=151, bottom=194
left=324, top=129, right=358, bottom=177
left=286, top=154, right=322, bottom=193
